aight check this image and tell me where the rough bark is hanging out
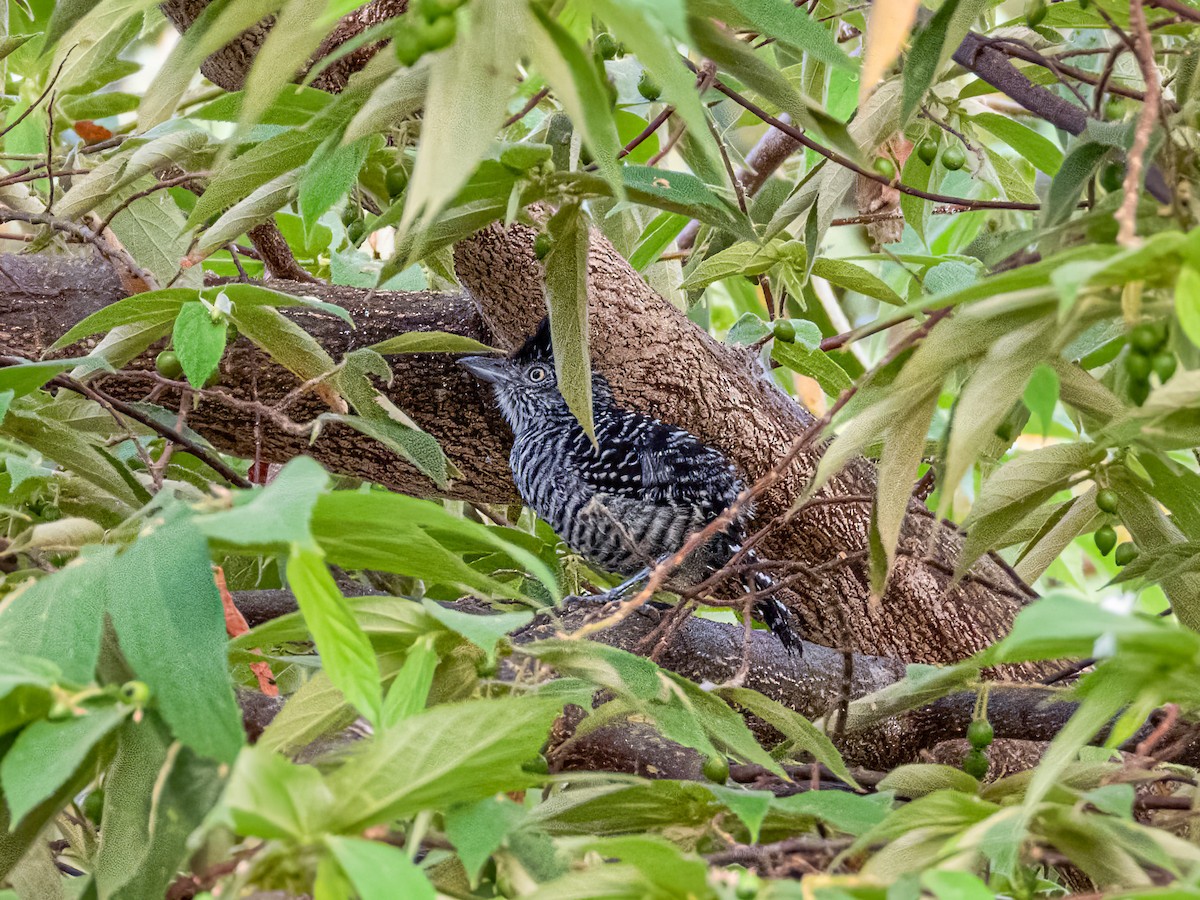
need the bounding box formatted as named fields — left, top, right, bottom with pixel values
left=230, top=591, right=1198, bottom=775
left=1, top=248, right=1034, bottom=669
left=455, top=222, right=1035, bottom=668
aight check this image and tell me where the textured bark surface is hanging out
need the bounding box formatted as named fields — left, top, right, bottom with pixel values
left=1, top=248, right=1035, bottom=670
left=0, top=255, right=513, bottom=503
left=159, top=0, right=406, bottom=94
left=455, top=223, right=1035, bottom=669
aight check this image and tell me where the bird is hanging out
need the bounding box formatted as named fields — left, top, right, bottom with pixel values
left=458, top=319, right=801, bottom=653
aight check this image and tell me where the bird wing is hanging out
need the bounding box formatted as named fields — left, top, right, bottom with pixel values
left=571, top=409, right=742, bottom=516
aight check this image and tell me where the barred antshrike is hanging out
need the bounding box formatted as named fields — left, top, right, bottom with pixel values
left=459, top=320, right=801, bottom=653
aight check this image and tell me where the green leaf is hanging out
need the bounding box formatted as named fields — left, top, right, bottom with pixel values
left=544, top=203, right=594, bottom=441
left=369, top=332, right=498, bottom=354
left=172, top=301, right=228, bottom=389
left=689, top=16, right=857, bottom=161
left=680, top=239, right=783, bottom=290
left=0, top=703, right=125, bottom=826
left=0, top=357, right=109, bottom=398
left=194, top=170, right=301, bottom=259
left=258, top=672, right=358, bottom=755
left=0, top=552, right=112, bottom=684
left=772, top=790, right=889, bottom=837
left=327, top=695, right=565, bottom=830
left=722, top=687, right=858, bottom=787
left=219, top=745, right=335, bottom=841
left=772, top=340, right=853, bottom=396
left=49, top=289, right=200, bottom=351
left=381, top=637, right=440, bottom=728
left=629, top=212, right=689, bottom=272
left=812, top=258, right=903, bottom=304
left=591, top=0, right=724, bottom=179
left=196, top=456, right=329, bottom=551
left=901, top=0, right=963, bottom=125
left=528, top=6, right=623, bottom=197
left=94, top=714, right=225, bottom=900
left=444, top=797, right=526, bottom=884
left=1177, top=265, right=1200, bottom=350
left=287, top=546, right=383, bottom=727
left=1042, top=141, right=1107, bottom=227
left=875, top=390, right=939, bottom=595
left=1023, top=363, right=1060, bottom=437
left=399, top=0, right=524, bottom=236
left=421, top=601, right=532, bottom=659
left=900, top=149, right=934, bottom=246
left=140, top=0, right=287, bottom=128
left=692, top=0, right=855, bottom=72
left=326, top=836, right=437, bottom=900
left=105, top=520, right=244, bottom=763
left=973, top=112, right=1063, bottom=175
left=236, top=0, right=330, bottom=136
left=923, top=870, right=996, bottom=900
left=311, top=491, right=558, bottom=601
left=190, top=85, right=333, bottom=126
left=621, top=165, right=751, bottom=239
left=187, top=128, right=320, bottom=228
left=299, top=136, right=371, bottom=239
left=960, top=442, right=1104, bottom=572
left=227, top=302, right=336, bottom=382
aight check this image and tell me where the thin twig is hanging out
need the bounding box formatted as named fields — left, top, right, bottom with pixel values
left=685, top=62, right=1042, bottom=212
left=0, top=209, right=156, bottom=289
left=1117, top=0, right=1162, bottom=246
left=503, top=86, right=550, bottom=128
left=0, top=356, right=253, bottom=489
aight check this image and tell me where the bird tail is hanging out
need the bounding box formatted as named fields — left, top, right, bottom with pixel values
left=742, top=549, right=803, bottom=655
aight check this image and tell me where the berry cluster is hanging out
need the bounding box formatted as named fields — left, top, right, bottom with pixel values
left=914, top=135, right=966, bottom=172
left=1092, top=485, right=1139, bottom=566
left=1124, top=321, right=1176, bottom=406
left=393, top=0, right=467, bottom=67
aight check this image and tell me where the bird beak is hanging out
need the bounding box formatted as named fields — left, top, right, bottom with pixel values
left=457, top=355, right=508, bottom=384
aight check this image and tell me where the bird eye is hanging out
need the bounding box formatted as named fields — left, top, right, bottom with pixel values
left=528, top=365, right=548, bottom=383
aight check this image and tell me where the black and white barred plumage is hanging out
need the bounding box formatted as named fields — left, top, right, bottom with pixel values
left=459, top=320, right=800, bottom=653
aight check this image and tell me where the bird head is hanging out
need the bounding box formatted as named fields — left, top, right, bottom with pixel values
left=458, top=319, right=571, bottom=432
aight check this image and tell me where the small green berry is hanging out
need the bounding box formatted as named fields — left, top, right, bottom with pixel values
left=346, top=221, right=366, bottom=245
left=392, top=28, right=424, bottom=66
left=521, top=754, right=550, bottom=775
left=1125, top=350, right=1153, bottom=382
left=940, top=145, right=966, bottom=171
left=1094, top=524, right=1118, bottom=557
left=204, top=368, right=222, bottom=388
left=82, top=788, right=105, bottom=825
left=533, top=232, right=553, bottom=260
left=120, top=680, right=151, bottom=705
left=773, top=320, right=797, bottom=343
left=154, top=350, right=182, bottom=380
left=963, top=749, right=989, bottom=780
left=703, top=754, right=730, bottom=783
left=1152, top=351, right=1177, bottom=383
left=594, top=32, right=618, bottom=60
left=1078, top=0, right=1090, bottom=9
left=415, top=13, right=457, bottom=52
left=1130, top=378, right=1151, bottom=406
left=637, top=70, right=662, bottom=101
left=1026, top=0, right=1048, bottom=27
left=1099, top=162, right=1124, bottom=193
left=967, top=718, right=994, bottom=750
left=1115, top=542, right=1140, bottom=566
left=873, top=157, right=896, bottom=180
left=385, top=165, right=409, bottom=197
left=1096, top=488, right=1119, bottom=515
left=1130, top=323, right=1164, bottom=354
left=917, top=138, right=938, bottom=165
